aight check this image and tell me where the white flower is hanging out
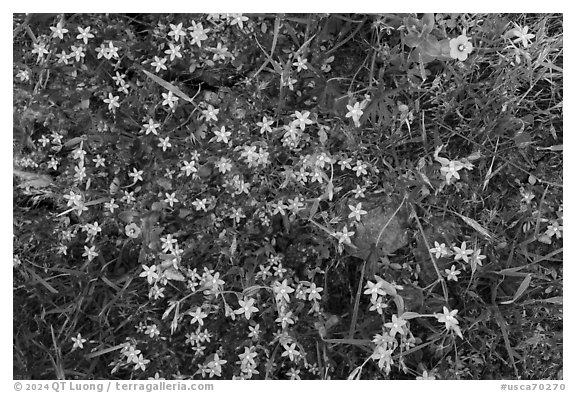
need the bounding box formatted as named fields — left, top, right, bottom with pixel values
left=234, top=298, right=259, bottom=320
left=346, top=102, right=365, bottom=127
left=76, top=26, right=94, bottom=44
left=348, top=203, right=367, bottom=221
left=103, top=93, right=120, bottom=111
left=50, top=22, right=69, bottom=39
left=151, top=56, right=167, bottom=73
left=168, top=22, right=187, bottom=42
left=161, top=91, right=179, bottom=108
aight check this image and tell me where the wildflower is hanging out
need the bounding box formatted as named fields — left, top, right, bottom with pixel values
left=273, top=279, right=295, bottom=303
left=335, top=226, right=355, bottom=245
left=105, top=199, right=119, bottom=213
left=161, top=192, right=178, bottom=208
left=151, top=56, right=167, bottom=73
left=445, top=265, right=461, bottom=282
left=55, top=51, right=69, bottom=64
left=216, top=157, right=232, bottom=174
left=82, top=245, right=98, bottom=262
left=202, top=105, right=219, bottom=122
left=346, top=102, right=364, bottom=127
left=436, top=156, right=464, bottom=184
left=545, top=220, right=563, bottom=239
left=203, top=271, right=225, bottom=294
left=145, top=324, right=160, bottom=338
left=286, top=197, right=304, bottom=214
left=364, top=280, right=385, bottom=301
left=287, top=368, right=301, bottom=380
left=371, top=345, right=394, bottom=373
left=122, top=190, right=136, bottom=204
left=257, top=116, right=274, bottom=134
left=103, top=93, right=120, bottom=111
left=348, top=202, right=367, bottom=221
left=429, top=241, right=451, bottom=259
left=238, top=346, right=258, bottom=367
left=453, top=242, right=474, bottom=263
left=164, top=43, right=182, bottom=61
left=86, top=222, right=102, bottom=238
left=248, top=324, right=260, bottom=340
left=158, top=136, right=172, bottom=151
left=281, top=343, right=300, bottom=362
left=188, top=22, right=210, bottom=47
left=275, top=310, right=296, bottom=329
left=469, top=249, right=486, bottom=270
left=229, top=207, right=246, bottom=224
left=16, top=69, right=30, bottom=82
left=129, top=168, right=144, bottom=183
left=338, top=157, right=352, bottom=171
left=71, top=333, right=87, bottom=351
left=214, top=126, right=231, bottom=144
left=50, top=22, right=69, bottom=39
left=511, top=24, right=535, bottom=48
left=161, top=91, right=179, bottom=109
left=204, top=354, right=227, bottom=377
left=384, top=314, right=407, bottom=337
left=369, top=297, right=388, bottom=314
left=292, top=110, right=313, bottom=131
left=95, top=43, right=109, bottom=59
left=240, top=145, right=259, bottom=167
left=122, top=345, right=141, bottom=363
left=69, top=45, right=85, bottom=62
left=235, top=297, right=259, bottom=320
left=449, top=34, right=474, bottom=61
left=192, top=198, right=208, bottom=212
left=106, top=41, right=120, bottom=59
left=31, top=42, right=49, bottom=62
left=293, top=56, right=308, bottom=72
left=139, top=264, right=159, bottom=284
left=168, top=22, right=187, bottom=42
left=133, top=354, right=150, bottom=371
left=434, top=306, right=463, bottom=339
left=180, top=160, right=197, bottom=177
left=160, top=234, right=178, bottom=253
left=189, top=307, right=208, bottom=326
left=211, top=42, right=230, bottom=61
left=352, top=184, right=366, bottom=199
left=93, top=155, right=106, bottom=168
left=47, top=157, right=59, bottom=170
left=76, top=26, right=94, bottom=44
left=352, top=160, right=368, bottom=177
left=229, top=13, right=249, bottom=30
left=306, top=283, right=323, bottom=302
left=417, top=370, right=436, bottom=380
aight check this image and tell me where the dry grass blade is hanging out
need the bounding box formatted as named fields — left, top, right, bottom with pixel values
left=140, top=68, right=199, bottom=109
left=410, top=203, right=449, bottom=301
left=452, top=211, right=493, bottom=240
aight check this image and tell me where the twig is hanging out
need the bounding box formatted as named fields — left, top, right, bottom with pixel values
left=326, top=18, right=367, bottom=55
left=349, top=257, right=368, bottom=339
left=438, top=123, right=562, bottom=188
left=375, top=195, right=407, bottom=248
left=410, top=203, right=449, bottom=302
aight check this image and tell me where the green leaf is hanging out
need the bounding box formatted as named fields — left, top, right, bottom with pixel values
left=500, top=274, right=532, bottom=305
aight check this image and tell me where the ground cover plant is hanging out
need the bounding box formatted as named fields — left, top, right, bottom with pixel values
left=13, top=13, right=563, bottom=380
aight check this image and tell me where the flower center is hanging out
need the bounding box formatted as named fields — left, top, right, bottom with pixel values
left=458, top=44, right=465, bottom=51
